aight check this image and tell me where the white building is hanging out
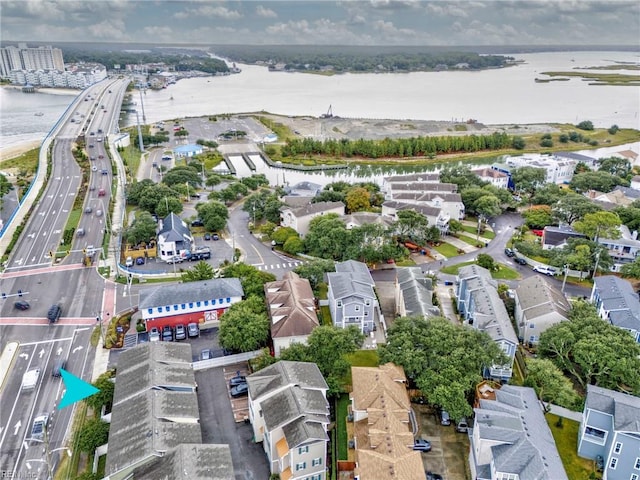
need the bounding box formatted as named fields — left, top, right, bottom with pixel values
left=504, top=153, right=577, bottom=185
left=0, top=43, right=64, bottom=77
left=471, top=167, right=509, bottom=189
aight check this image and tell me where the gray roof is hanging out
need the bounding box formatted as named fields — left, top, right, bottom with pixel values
left=515, top=276, right=571, bottom=321
left=542, top=225, right=586, bottom=247
left=335, top=260, right=375, bottom=286
left=473, top=385, right=568, bottom=480
left=387, top=182, right=457, bottom=193
left=282, top=195, right=314, bottom=208
left=159, top=212, right=192, bottom=242
left=326, top=272, right=376, bottom=301
left=396, top=267, right=439, bottom=318
left=383, top=200, right=442, bottom=218
left=246, top=360, right=328, bottom=401
left=458, top=264, right=492, bottom=282
left=342, top=212, right=393, bottom=228
left=585, top=385, right=640, bottom=432
left=383, top=173, right=440, bottom=183
left=471, top=285, right=518, bottom=346
left=131, top=444, right=234, bottom=480
left=594, top=276, right=640, bottom=332
left=613, top=185, right=640, bottom=199
left=281, top=201, right=345, bottom=218
left=261, top=385, right=330, bottom=431
left=285, top=181, right=322, bottom=195
left=391, top=191, right=463, bottom=203
left=553, top=151, right=597, bottom=163
left=139, top=278, right=244, bottom=310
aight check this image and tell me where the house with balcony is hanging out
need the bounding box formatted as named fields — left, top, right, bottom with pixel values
left=471, top=167, right=509, bottom=189
left=382, top=200, right=450, bottom=234
left=598, top=225, right=640, bottom=272
left=383, top=177, right=464, bottom=222
left=157, top=212, right=194, bottom=262
left=503, top=153, right=577, bottom=185
left=469, top=385, right=568, bottom=480
left=578, top=385, right=640, bottom=480
left=280, top=201, right=345, bottom=237
left=514, top=276, right=571, bottom=345
left=349, top=363, right=425, bottom=480
left=592, top=276, right=640, bottom=343
left=246, top=361, right=329, bottom=480
left=457, top=265, right=517, bottom=381
left=326, top=260, right=379, bottom=334
left=265, top=272, right=320, bottom=357
left=139, top=278, right=244, bottom=330
left=395, top=267, right=440, bottom=319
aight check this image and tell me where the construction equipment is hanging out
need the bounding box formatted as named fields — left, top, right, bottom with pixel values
left=321, top=104, right=333, bottom=118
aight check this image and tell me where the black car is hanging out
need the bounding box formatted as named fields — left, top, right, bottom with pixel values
left=47, top=304, right=62, bottom=323
left=191, top=219, right=204, bottom=227
left=230, top=382, right=249, bottom=397
left=514, top=257, right=528, bottom=265
left=14, top=300, right=30, bottom=310
left=504, top=247, right=515, bottom=257
left=229, top=374, right=247, bottom=386
left=426, top=473, right=444, bottom=480
left=52, top=358, right=67, bottom=377
left=162, top=326, right=174, bottom=342
left=204, top=233, right=211, bottom=241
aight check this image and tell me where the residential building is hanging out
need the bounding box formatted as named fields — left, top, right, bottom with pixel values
left=389, top=191, right=465, bottom=222
left=578, top=385, right=640, bottom=480
left=503, top=153, right=577, bottom=185
left=280, top=201, right=345, bottom=237
left=514, top=276, right=571, bottom=345
left=541, top=225, right=586, bottom=250
left=0, top=43, right=64, bottom=77
left=382, top=173, right=439, bottom=193
left=382, top=200, right=450, bottom=234
left=457, top=265, right=517, bottom=381
left=350, top=363, right=425, bottom=480
left=490, top=163, right=515, bottom=190
left=554, top=151, right=598, bottom=169
left=384, top=181, right=457, bottom=196
left=342, top=212, right=393, bottom=231
left=471, top=167, right=509, bottom=189
left=395, top=267, right=439, bottom=318
left=469, top=385, right=568, bottom=480
left=631, top=176, right=640, bottom=191
left=265, top=272, right=320, bottom=357
left=327, top=260, right=379, bottom=334
left=105, top=343, right=234, bottom=480
left=284, top=181, right=323, bottom=197
left=246, top=361, right=330, bottom=480
left=157, top=212, right=193, bottom=261
left=592, top=276, right=640, bottom=342
left=139, top=278, right=244, bottom=330
left=173, top=144, right=204, bottom=158
left=614, top=149, right=639, bottom=167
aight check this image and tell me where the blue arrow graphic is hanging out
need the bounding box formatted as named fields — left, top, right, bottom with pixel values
left=58, top=369, right=100, bottom=409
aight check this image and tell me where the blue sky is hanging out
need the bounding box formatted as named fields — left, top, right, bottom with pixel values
left=1, top=1, right=638, bottom=46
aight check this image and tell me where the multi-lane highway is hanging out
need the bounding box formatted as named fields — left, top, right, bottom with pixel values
left=0, top=77, right=128, bottom=479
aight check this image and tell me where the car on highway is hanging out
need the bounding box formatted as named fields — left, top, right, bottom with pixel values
left=125, top=256, right=134, bottom=267
left=91, top=166, right=97, bottom=172
left=84, top=206, right=93, bottom=213
left=413, top=438, right=432, bottom=452
left=96, top=209, right=103, bottom=217
left=31, top=414, right=48, bottom=442
left=88, top=144, right=94, bottom=148
left=90, top=156, right=96, bottom=161
left=230, top=382, right=249, bottom=397
left=101, top=169, right=109, bottom=175
left=14, top=300, right=30, bottom=310
left=175, top=324, right=186, bottom=341
left=52, top=358, right=67, bottom=377
left=136, top=257, right=145, bottom=265
left=162, top=326, right=174, bottom=342
left=148, top=327, right=160, bottom=342
left=187, top=323, right=199, bottom=338
left=98, top=154, right=104, bottom=159
left=47, top=304, right=62, bottom=323
left=98, top=188, right=106, bottom=197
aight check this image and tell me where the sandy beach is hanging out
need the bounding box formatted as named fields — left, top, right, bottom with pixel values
left=0, top=139, right=41, bottom=162
left=2, top=84, right=80, bottom=96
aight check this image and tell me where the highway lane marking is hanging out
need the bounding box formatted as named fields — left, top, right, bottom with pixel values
left=17, top=337, right=74, bottom=346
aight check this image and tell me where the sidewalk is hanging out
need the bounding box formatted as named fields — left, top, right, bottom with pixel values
left=443, top=235, right=478, bottom=254
left=435, top=283, right=459, bottom=323
left=546, top=403, right=582, bottom=422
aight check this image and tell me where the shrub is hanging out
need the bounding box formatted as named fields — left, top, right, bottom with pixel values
left=512, top=136, right=526, bottom=150
left=608, top=124, right=619, bottom=135
left=559, top=134, right=569, bottom=143
left=576, top=120, right=594, bottom=131
left=540, top=138, right=553, bottom=148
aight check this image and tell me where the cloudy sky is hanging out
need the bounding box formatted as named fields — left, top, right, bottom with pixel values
left=1, top=0, right=638, bottom=46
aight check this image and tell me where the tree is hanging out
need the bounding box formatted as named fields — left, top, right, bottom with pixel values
left=576, top=120, right=594, bottom=131
left=283, top=236, right=304, bottom=255
left=395, top=209, right=428, bottom=238
left=598, top=156, right=631, bottom=178
left=345, top=187, right=371, bottom=213
left=476, top=253, right=496, bottom=271
left=272, top=226, right=299, bottom=245
left=573, top=211, right=621, bottom=241
left=124, top=211, right=157, bottom=245
left=530, top=184, right=565, bottom=206
left=511, top=166, right=546, bottom=197
left=221, top=262, right=276, bottom=298
left=523, top=358, right=580, bottom=410
left=439, top=165, right=486, bottom=190
left=522, top=205, right=553, bottom=229
left=174, top=128, right=189, bottom=137
left=154, top=196, right=183, bottom=217
left=474, top=195, right=501, bottom=219
left=570, top=171, right=625, bottom=193
left=565, top=244, right=592, bottom=280
left=512, top=136, right=526, bottom=150
left=293, top=259, right=336, bottom=291
left=620, top=257, right=640, bottom=279
left=0, top=173, right=13, bottom=201
left=250, top=348, right=278, bottom=372
left=608, top=124, right=619, bottom=135
left=614, top=203, right=640, bottom=231
left=136, top=184, right=181, bottom=214
left=76, top=418, right=110, bottom=453
left=162, top=165, right=201, bottom=188
left=540, top=138, right=553, bottom=148
left=182, top=261, right=215, bottom=282
left=378, top=316, right=508, bottom=421
left=219, top=295, right=270, bottom=352
left=85, top=370, right=115, bottom=414
left=304, top=214, right=351, bottom=260
left=196, top=200, right=229, bottom=233
left=126, top=179, right=156, bottom=205
left=553, top=193, right=602, bottom=225
left=448, top=219, right=463, bottom=234
left=280, top=326, right=364, bottom=396
left=538, top=301, right=640, bottom=395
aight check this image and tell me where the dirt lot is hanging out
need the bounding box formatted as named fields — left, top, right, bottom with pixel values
left=262, top=113, right=559, bottom=142
left=415, top=405, right=470, bottom=480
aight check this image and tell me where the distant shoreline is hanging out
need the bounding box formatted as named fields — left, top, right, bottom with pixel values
left=1, top=85, right=78, bottom=96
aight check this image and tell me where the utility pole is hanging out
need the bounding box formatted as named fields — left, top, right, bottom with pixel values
left=135, top=110, right=144, bottom=153
left=138, top=87, right=146, bottom=123
left=561, top=264, right=569, bottom=293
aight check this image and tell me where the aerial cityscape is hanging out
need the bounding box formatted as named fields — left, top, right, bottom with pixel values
left=1, top=1, right=639, bottom=480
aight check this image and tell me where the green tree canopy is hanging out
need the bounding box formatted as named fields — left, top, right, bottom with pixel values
left=522, top=205, right=553, bottom=229
left=162, top=165, right=202, bottom=188
left=137, top=183, right=181, bottom=214
left=523, top=357, right=580, bottom=410
left=511, top=166, right=546, bottom=196
left=219, top=295, right=270, bottom=352
left=598, top=157, right=631, bottom=178
left=124, top=211, right=157, bottom=245
left=196, top=200, right=229, bottom=233
left=303, top=214, right=351, bottom=260
left=293, top=259, right=336, bottom=291
left=570, top=171, right=626, bottom=193
left=85, top=370, right=115, bottom=414
left=573, top=211, right=621, bottom=241
left=154, top=196, right=183, bottom=218
left=439, top=165, right=486, bottom=191
left=272, top=226, right=299, bottom=245
left=345, top=187, right=371, bottom=213
left=378, top=316, right=508, bottom=420
left=76, top=418, right=110, bottom=453
left=552, top=193, right=602, bottom=225
left=181, top=261, right=215, bottom=282
left=221, top=262, right=276, bottom=298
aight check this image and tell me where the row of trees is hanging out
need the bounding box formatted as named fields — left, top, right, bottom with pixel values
left=311, top=181, right=385, bottom=214
left=280, top=132, right=513, bottom=159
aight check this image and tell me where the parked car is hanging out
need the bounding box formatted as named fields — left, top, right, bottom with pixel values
left=456, top=418, right=469, bottom=433
left=187, top=323, right=200, bottom=338
left=440, top=410, right=451, bottom=426
left=413, top=438, right=432, bottom=452
left=203, top=233, right=211, bottom=241
left=191, top=219, right=204, bottom=227
left=125, top=256, right=134, bottom=267
left=136, top=257, right=145, bottom=265
left=201, top=349, right=212, bottom=360
left=162, top=326, right=174, bottom=342
left=229, top=374, right=247, bottom=386
left=166, top=255, right=183, bottom=264
left=52, top=358, right=66, bottom=377
left=31, top=414, right=49, bottom=441
left=47, top=304, right=62, bottom=323
left=175, top=324, right=186, bottom=341
left=426, top=472, right=444, bottom=480
left=149, top=327, right=160, bottom=342
left=14, top=300, right=30, bottom=310
left=504, top=247, right=515, bottom=257
left=514, top=257, right=527, bottom=265
left=533, top=265, right=558, bottom=276
left=212, top=233, right=219, bottom=241
left=230, top=382, right=249, bottom=397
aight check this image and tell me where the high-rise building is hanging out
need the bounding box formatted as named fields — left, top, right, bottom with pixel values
left=0, top=43, right=65, bottom=77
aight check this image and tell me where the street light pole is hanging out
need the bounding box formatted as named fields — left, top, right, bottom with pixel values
left=561, top=264, right=569, bottom=293
left=590, top=249, right=602, bottom=303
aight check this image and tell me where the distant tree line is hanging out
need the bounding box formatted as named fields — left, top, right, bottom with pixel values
left=280, top=132, right=512, bottom=159
left=212, top=45, right=511, bottom=73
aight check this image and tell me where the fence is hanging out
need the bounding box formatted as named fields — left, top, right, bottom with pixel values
left=192, top=349, right=262, bottom=371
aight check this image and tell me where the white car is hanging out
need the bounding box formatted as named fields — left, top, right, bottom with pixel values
left=533, top=265, right=557, bottom=276
left=125, top=256, right=134, bottom=267
left=148, top=327, right=160, bottom=342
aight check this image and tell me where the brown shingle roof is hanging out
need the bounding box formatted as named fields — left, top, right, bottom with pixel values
left=265, top=272, right=319, bottom=339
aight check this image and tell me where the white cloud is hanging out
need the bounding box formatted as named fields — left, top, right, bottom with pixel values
left=143, top=26, right=173, bottom=37
left=255, top=5, right=277, bottom=18
left=173, top=5, right=242, bottom=20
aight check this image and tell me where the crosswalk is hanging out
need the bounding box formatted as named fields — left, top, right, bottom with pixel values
left=254, top=261, right=304, bottom=271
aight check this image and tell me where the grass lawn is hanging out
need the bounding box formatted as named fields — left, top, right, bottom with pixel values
left=546, top=413, right=596, bottom=480
left=432, top=242, right=461, bottom=258
left=395, top=258, right=416, bottom=266
left=457, top=234, right=483, bottom=246
left=0, top=147, right=40, bottom=174
left=460, top=225, right=495, bottom=240
left=441, top=261, right=519, bottom=280
left=346, top=350, right=379, bottom=367
left=441, top=261, right=474, bottom=275
left=336, top=394, right=350, bottom=461
left=120, top=144, right=142, bottom=180
left=319, top=305, right=332, bottom=326
left=63, top=208, right=82, bottom=233
left=317, top=282, right=328, bottom=300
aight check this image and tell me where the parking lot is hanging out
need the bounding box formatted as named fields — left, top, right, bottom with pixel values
left=415, top=405, right=470, bottom=480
